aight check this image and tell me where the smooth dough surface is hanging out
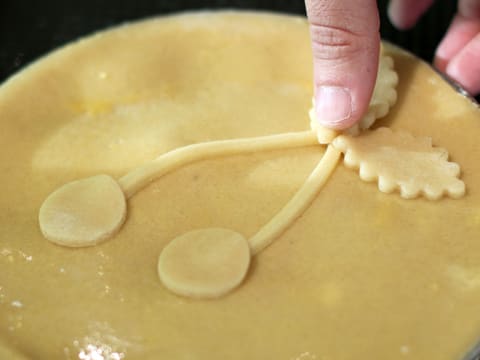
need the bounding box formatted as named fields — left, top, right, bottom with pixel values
left=39, top=175, right=126, bottom=247
left=1, top=11, right=480, bottom=360
left=158, top=228, right=250, bottom=299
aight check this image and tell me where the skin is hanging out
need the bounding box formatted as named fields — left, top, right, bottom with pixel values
left=306, top=0, right=480, bottom=130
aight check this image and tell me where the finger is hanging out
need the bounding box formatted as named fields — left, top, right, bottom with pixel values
left=458, top=0, right=480, bottom=19
left=445, top=32, right=480, bottom=95
left=434, top=14, right=480, bottom=72
left=305, top=0, right=380, bottom=130
left=387, top=0, right=435, bottom=30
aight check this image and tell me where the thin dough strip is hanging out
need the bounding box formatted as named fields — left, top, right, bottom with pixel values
left=39, top=130, right=319, bottom=247
left=119, top=130, right=319, bottom=198
left=248, top=145, right=341, bottom=255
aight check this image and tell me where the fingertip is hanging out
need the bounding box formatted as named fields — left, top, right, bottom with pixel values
left=387, top=0, right=435, bottom=30
left=306, top=0, right=380, bottom=130
left=314, top=86, right=355, bottom=130
left=434, top=38, right=451, bottom=72
left=458, top=0, right=480, bottom=19
left=433, top=55, right=449, bottom=73
left=387, top=0, right=414, bottom=30
left=313, top=53, right=380, bottom=130
left=445, top=65, right=480, bottom=96
left=435, top=15, right=480, bottom=95
left=445, top=33, right=480, bottom=95
left=312, top=37, right=380, bottom=130
left=434, top=14, right=480, bottom=72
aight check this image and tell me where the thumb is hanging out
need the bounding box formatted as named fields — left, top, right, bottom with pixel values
left=305, top=0, right=380, bottom=130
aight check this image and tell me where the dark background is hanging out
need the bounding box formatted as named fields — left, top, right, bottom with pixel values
left=0, top=0, right=458, bottom=83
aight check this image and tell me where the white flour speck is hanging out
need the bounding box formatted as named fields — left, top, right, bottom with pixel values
left=11, top=300, right=23, bottom=308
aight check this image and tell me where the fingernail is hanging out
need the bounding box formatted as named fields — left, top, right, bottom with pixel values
left=315, top=86, right=352, bottom=129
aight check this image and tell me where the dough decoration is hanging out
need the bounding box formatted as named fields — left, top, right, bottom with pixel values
left=332, top=127, right=466, bottom=200
left=248, top=145, right=341, bottom=255
left=38, top=51, right=466, bottom=299
left=350, top=55, right=399, bottom=134
left=118, top=131, right=319, bottom=199
left=39, top=131, right=319, bottom=247
left=39, top=175, right=126, bottom=247
left=158, top=228, right=251, bottom=299
left=39, top=130, right=339, bottom=298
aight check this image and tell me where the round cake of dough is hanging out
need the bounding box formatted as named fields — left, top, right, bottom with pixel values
left=1, top=11, right=480, bottom=360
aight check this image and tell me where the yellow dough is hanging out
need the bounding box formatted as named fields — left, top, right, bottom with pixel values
left=38, top=131, right=319, bottom=251
left=333, top=127, right=466, bottom=200
left=39, top=129, right=336, bottom=300
left=248, top=145, right=341, bottom=254
left=158, top=228, right=250, bottom=299
left=1, top=11, right=480, bottom=360
left=118, top=130, right=319, bottom=198
left=39, top=175, right=126, bottom=247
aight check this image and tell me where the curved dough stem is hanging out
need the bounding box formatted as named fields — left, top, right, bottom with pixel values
left=119, top=131, right=318, bottom=198
left=248, top=145, right=341, bottom=255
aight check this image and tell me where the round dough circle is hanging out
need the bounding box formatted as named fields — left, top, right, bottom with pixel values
left=39, top=174, right=126, bottom=247
left=158, top=228, right=251, bottom=299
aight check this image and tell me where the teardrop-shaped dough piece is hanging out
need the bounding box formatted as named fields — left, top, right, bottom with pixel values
left=39, top=175, right=126, bottom=247
left=158, top=228, right=251, bottom=299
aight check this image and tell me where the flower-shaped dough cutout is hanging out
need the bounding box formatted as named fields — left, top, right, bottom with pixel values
left=348, top=55, right=399, bottom=135
left=332, top=127, right=466, bottom=200
left=309, top=54, right=399, bottom=143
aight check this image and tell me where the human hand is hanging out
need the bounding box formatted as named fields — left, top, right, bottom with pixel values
left=389, top=0, right=480, bottom=95
left=305, top=0, right=380, bottom=130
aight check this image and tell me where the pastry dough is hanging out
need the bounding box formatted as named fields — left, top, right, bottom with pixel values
left=1, top=11, right=480, bottom=360
left=332, top=127, right=466, bottom=200
left=39, top=131, right=318, bottom=247
left=39, top=175, right=126, bottom=246
left=158, top=228, right=250, bottom=299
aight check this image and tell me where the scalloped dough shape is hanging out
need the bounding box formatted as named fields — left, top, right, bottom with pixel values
left=332, top=127, right=466, bottom=200
left=310, top=54, right=399, bottom=143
